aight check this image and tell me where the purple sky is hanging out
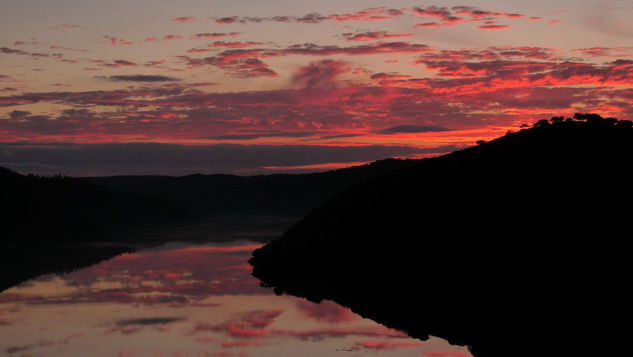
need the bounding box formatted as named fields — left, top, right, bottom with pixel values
left=1, top=1, right=632, bottom=175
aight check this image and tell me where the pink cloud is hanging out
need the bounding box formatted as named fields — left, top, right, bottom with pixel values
left=549, top=19, right=563, bottom=25
left=478, top=24, right=510, bottom=30
left=213, top=41, right=263, bottom=49
left=98, top=59, right=138, bottom=67
left=572, top=47, right=632, bottom=58
left=186, top=53, right=278, bottom=78
left=48, top=24, right=81, bottom=30
left=0, top=47, right=27, bottom=55
left=412, top=6, right=526, bottom=29
left=50, top=45, right=89, bottom=52
left=187, top=48, right=212, bottom=53
left=452, top=6, right=522, bottom=19
left=295, top=300, right=355, bottom=323
left=2, top=45, right=632, bottom=147
left=163, top=35, right=184, bottom=41
left=412, top=6, right=462, bottom=26
left=353, top=340, right=425, bottom=350
left=104, top=326, right=144, bottom=335
left=213, top=8, right=403, bottom=25
left=104, top=36, right=133, bottom=45
left=190, top=32, right=240, bottom=40
left=173, top=16, right=199, bottom=23
left=221, top=340, right=268, bottom=348
left=327, top=7, right=404, bottom=22
left=290, top=59, right=350, bottom=89
left=415, top=22, right=446, bottom=28
left=215, top=17, right=238, bottom=24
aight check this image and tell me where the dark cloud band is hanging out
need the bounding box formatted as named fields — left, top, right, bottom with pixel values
left=105, top=75, right=180, bottom=82
left=0, top=142, right=457, bottom=176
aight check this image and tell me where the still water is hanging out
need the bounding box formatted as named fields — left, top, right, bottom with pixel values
left=0, top=241, right=471, bottom=356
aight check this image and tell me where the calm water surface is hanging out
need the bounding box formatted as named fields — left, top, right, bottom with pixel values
left=0, top=240, right=471, bottom=356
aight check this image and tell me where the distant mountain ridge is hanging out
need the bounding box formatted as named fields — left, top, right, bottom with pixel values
left=250, top=114, right=633, bottom=357
left=82, top=157, right=422, bottom=216
left=1, top=167, right=192, bottom=242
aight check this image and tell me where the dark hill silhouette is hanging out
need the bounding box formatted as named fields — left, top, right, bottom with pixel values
left=1, top=168, right=193, bottom=241
left=1, top=156, right=421, bottom=292
left=250, top=114, right=633, bottom=357
left=83, top=158, right=421, bottom=217
left=1, top=168, right=193, bottom=291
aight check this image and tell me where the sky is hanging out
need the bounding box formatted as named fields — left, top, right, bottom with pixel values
left=1, top=0, right=632, bottom=175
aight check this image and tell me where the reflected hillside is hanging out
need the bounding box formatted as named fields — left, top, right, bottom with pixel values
left=251, top=114, right=633, bottom=357
left=1, top=149, right=422, bottom=292
left=1, top=169, right=193, bottom=292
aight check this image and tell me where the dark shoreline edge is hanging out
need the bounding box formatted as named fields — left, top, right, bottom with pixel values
left=250, top=115, right=633, bottom=357
left=0, top=214, right=300, bottom=293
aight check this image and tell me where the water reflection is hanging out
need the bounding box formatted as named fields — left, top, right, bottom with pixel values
left=0, top=241, right=470, bottom=356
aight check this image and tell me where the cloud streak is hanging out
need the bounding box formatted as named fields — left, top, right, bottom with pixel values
left=0, top=142, right=454, bottom=176
left=103, top=75, right=180, bottom=82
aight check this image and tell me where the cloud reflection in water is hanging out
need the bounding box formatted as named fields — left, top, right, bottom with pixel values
left=0, top=241, right=470, bottom=356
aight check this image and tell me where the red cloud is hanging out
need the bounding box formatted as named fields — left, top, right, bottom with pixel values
left=173, top=16, right=198, bottom=22
left=104, top=36, right=133, bottom=45
left=186, top=53, right=278, bottom=78
left=327, top=7, right=404, bottom=22
left=190, top=32, right=241, bottom=40
left=452, top=6, right=522, bottom=19
left=412, top=6, right=526, bottom=28
left=185, top=42, right=430, bottom=77
left=412, top=6, right=462, bottom=26
left=415, top=22, right=446, bottom=28
left=2, top=44, right=632, bottom=149
left=572, top=47, right=632, bottom=58
left=291, top=59, right=350, bottom=89
left=164, top=35, right=184, bottom=41
left=478, top=24, right=510, bottom=30
left=188, top=48, right=212, bottom=53
left=354, top=340, right=425, bottom=350
left=280, top=42, right=431, bottom=56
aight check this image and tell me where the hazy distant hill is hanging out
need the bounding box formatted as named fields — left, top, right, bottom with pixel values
left=251, top=114, right=633, bottom=357
left=1, top=168, right=192, bottom=242
left=84, top=158, right=421, bottom=217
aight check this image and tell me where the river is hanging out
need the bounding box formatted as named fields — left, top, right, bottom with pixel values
left=0, top=240, right=470, bottom=356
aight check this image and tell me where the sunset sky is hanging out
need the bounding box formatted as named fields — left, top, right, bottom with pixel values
left=1, top=0, right=632, bottom=175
